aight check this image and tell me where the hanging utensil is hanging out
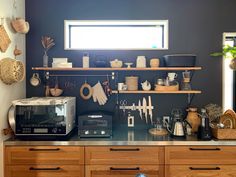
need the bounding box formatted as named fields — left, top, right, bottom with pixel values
left=148, top=96, right=153, bottom=124
left=120, top=100, right=127, bottom=116
left=138, top=100, right=142, bottom=119
left=143, top=97, right=148, bottom=123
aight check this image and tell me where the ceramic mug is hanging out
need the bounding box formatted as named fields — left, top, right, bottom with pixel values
left=118, top=83, right=124, bottom=91
left=11, top=18, right=30, bottom=34
left=168, top=72, right=178, bottom=81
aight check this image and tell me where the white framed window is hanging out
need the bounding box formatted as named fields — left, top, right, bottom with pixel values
left=64, top=20, right=168, bottom=50
left=222, top=32, right=236, bottom=111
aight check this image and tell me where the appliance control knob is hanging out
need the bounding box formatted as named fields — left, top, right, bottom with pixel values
left=93, top=131, right=97, bottom=134
left=85, top=130, right=89, bottom=135
left=52, top=128, right=57, bottom=133
left=101, top=130, right=106, bottom=135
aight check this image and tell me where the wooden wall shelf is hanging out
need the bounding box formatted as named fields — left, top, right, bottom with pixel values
left=112, top=90, right=202, bottom=94
left=32, top=67, right=202, bottom=71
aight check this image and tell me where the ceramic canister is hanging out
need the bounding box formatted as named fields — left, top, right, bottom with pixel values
left=125, top=76, right=138, bottom=91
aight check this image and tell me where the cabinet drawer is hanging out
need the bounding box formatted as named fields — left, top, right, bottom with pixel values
left=5, top=146, right=84, bottom=165
left=165, top=146, right=236, bottom=165
left=5, top=165, right=84, bottom=177
left=86, top=165, right=164, bottom=177
left=165, top=165, right=236, bottom=177
left=85, top=146, right=164, bottom=165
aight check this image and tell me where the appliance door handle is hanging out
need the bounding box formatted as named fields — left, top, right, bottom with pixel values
left=110, top=167, right=140, bottom=171
left=29, top=148, right=60, bottom=151
left=29, top=167, right=61, bottom=171
left=189, top=167, right=221, bottom=171
left=189, top=148, right=221, bottom=151
left=110, top=148, right=140, bottom=151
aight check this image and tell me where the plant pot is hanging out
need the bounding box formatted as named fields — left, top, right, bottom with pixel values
left=229, top=58, right=236, bottom=70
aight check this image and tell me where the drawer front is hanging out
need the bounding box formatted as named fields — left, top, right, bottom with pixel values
left=86, top=165, right=164, bottom=177
left=5, top=146, right=84, bottom=165
left=85, top=146, right=164, bottom=165
left=5, top=165, right=84, bottom=177
left=165, top=146, right=236, bottom=165
left=165, top=165, right=236, bottom=177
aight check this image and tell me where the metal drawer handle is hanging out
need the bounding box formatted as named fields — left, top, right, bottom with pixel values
left=110, top=167, right=140, bottom=171
left=29, top=148, right=60, bottom=151
left=189, top=148, right=221, bottom=151
left=29, top=167, right=61, bottom=171
left=110, top=148, right=140, bottom=151
left=189, top=167, right=220, bottom=171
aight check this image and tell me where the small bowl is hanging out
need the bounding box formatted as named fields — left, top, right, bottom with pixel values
left=110, top=59, right=123, bottom=68
left=50, top=88, right=63, bottom=97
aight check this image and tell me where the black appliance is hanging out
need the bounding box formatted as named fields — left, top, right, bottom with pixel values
left=78, top=111, right=113, bottom=137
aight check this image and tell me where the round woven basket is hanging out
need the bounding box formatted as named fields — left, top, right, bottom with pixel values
left=0, top=58, right=25, bottom=85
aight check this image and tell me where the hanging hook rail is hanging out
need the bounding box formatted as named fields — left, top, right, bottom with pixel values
left=44, top=72, right=115, bottom=80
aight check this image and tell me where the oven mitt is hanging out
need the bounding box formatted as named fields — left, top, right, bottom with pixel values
left=92, top=82, right=108, bottom=105
left=96, top=82, right=108, bottom=105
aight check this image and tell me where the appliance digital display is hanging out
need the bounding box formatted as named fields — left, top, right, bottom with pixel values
left=83, top=120, right=108, bottom=127
left=34, top=128, right=48, bottom=133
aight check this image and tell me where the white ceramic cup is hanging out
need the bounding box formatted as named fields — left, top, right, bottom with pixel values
left=118, top=83, right=124, bottom=91
left=168, top=72, right=177, bottom=81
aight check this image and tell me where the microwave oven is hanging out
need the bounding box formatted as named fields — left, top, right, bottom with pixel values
left=8, top=97, right=76, bottom=137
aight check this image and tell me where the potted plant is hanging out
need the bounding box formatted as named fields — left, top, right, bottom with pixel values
left=211, top=45, right=236, bottom=70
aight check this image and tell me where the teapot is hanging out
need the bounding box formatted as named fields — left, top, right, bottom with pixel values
left=141, top=80, right=151, bottom=91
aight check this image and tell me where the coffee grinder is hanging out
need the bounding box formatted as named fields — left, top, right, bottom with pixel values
left=181, top=71, right=191, bottom=90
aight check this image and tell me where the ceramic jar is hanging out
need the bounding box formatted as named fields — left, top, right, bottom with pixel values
left=186, top=107, right=201, bottom=133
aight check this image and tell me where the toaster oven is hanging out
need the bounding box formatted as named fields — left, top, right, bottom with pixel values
left=78, top=111, right=113, bottom=137
left=8, top=97, right=76, bottom=137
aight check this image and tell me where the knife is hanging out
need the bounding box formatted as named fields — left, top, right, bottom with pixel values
left=138, top=100, right=142, bottom=119
left=148, top=96, right=153, bottom=124
left=143, top=97, right=148, bottom=123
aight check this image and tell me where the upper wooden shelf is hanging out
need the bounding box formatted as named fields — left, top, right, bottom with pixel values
left=112, top=90, right=202, bottom=94
left=32, top=67, right=202, bottom=71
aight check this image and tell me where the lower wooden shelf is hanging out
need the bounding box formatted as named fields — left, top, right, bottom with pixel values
left=112, top=90, right=201, bottom=94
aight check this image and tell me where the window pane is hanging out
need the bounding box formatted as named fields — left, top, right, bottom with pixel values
left=65, top=20, right=168, bottom=50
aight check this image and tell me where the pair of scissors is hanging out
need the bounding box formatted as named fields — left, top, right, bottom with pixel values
left=120, top=100, right=127, bottom=116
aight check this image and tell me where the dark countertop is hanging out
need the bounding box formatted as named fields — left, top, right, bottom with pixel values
left=4, top=125, right=236, bottom=146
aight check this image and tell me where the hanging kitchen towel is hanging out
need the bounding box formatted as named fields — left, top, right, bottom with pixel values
left=0, top=24, right=11, bottom=52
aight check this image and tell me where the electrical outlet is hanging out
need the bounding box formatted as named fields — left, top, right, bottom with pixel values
left=163, top=116, right=170, bottom=127
left=128, top=114, right=134, bottom=127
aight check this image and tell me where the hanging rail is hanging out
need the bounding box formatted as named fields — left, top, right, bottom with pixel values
left=44, top=72, right=116, bottom=80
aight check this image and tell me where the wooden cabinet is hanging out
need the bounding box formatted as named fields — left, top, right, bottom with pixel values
left=5, top=165, right=84, bottom=177
left=165, top=146, right=236, bottom=165
left=85, top=146, right=164, bottom=165
left=5, top=146, right=84, bottom=165
left=85, top=146, right=164, bottom=177
left=5, top=144, right=236, bottom=177
left=165, top=165, right=236, bottom=177
left=4, top=146, right=84, bottom=177
left=86, top=165, right=164, bottom=177
left=165, top=146, right=236, bottom=177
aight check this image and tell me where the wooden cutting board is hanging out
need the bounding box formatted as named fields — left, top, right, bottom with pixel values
left=0, top=25, right=11, bottom=52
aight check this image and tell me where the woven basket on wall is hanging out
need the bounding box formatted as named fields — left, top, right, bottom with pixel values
left=0, top=58, right=25, bottom=85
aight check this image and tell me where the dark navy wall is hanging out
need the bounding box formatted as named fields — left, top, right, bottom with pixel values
left=25, top=0, right=236, bottom=124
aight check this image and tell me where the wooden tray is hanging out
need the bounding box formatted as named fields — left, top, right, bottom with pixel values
left=155, top=84, right=179, bottom=91
left=212, top=128, right=236, bottom=140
